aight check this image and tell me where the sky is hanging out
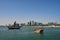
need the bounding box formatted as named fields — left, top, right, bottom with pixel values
left=0, top=0, right=60, bottom=25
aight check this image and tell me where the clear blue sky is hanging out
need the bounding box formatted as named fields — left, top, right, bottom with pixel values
left=0, top=0, right=60, bottom=25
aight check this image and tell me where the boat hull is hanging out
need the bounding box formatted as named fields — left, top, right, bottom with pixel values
left=8, top=26, right=22, bottom=29
left=8, top=27, right=20, bottom=29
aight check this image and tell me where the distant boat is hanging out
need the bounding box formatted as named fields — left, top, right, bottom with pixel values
left=8, top=21, right=22, bottom=29
left=8, top=26, right=22, bottom=29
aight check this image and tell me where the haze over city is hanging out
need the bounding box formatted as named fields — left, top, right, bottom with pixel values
left=0, top=0, right=60, bottom=25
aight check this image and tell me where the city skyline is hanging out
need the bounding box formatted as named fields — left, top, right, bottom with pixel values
left=0, top=0, right=60, bottom=25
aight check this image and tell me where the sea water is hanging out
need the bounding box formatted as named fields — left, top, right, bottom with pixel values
left=0, top=26, right=60, bottom=40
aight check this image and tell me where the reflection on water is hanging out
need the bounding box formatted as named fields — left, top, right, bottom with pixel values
left=0, top=26, right=60, bottom=40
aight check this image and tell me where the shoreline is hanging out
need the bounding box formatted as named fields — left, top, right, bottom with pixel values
left=22, top=26, right=60, bottom=28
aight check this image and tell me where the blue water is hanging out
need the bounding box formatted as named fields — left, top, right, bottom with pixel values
left=0, top=26, right=60, bottom=40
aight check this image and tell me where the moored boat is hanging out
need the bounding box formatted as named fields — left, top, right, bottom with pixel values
left=8, top=21, right=22, bottom=29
